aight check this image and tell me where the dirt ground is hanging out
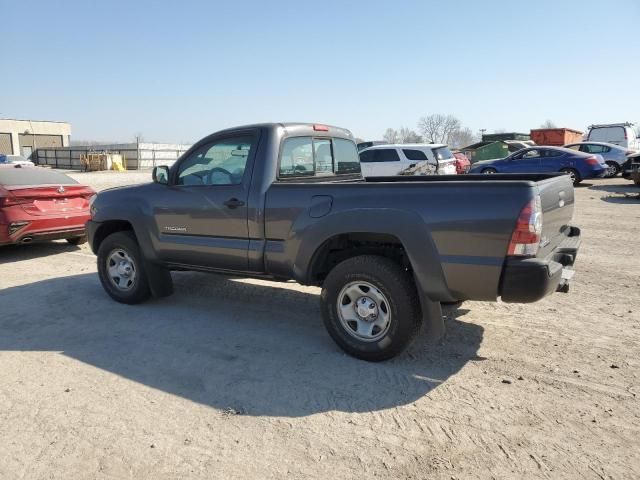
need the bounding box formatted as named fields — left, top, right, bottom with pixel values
left=1, top=171, right=639, bottom=479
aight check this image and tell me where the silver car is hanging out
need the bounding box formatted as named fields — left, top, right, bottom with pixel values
left=563, top=141, right=631, bottom=177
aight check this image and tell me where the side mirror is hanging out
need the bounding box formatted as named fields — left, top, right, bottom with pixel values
left=153, top=166, right=169, bottom=185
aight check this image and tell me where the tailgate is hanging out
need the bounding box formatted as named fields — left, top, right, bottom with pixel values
left=535, top=174, right=575, bottom=259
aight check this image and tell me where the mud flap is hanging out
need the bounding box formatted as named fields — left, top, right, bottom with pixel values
left=418, top=290, right=444, bottom=342
left=144, top=260, right=174, bottom=298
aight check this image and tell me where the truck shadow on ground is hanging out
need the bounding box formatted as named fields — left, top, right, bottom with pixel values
left=0, top=271, right=484, bottom=417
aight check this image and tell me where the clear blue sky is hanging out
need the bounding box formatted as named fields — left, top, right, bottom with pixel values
left=2, top=0, right=638, bottom=143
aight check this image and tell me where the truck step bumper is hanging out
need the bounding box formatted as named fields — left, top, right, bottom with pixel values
left=500, top=227, right=580, bottom=303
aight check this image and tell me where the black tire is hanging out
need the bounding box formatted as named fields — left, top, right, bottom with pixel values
left=560, top=167, right=582, bottom=185
left=482, top=167, right=497, bottom=174
left=66, top=236, right=87, bottom=246
left=605, top=161, right=620, bottom=178
left=320, top=255, right=421, bottom=362
left=97, top=231, right=151, bottom=304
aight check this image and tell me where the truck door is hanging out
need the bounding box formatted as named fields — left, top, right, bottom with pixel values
left=153, top=131, right=258, bottom=270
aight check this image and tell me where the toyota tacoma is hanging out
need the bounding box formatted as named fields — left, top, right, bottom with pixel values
left=87, top=123, right=581, bottom=361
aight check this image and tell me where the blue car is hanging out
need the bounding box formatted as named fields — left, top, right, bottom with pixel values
left=469, top=146, right=608, bottom=185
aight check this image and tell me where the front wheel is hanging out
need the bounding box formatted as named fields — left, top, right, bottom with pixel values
left=320, top=255, right=421, bottom=361
left=97, top=231, right=151, bottom=304
left=560, top=167, right=582, bottom=185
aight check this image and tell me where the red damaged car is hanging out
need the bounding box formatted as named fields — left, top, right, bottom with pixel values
left=0, top=166, right=95, bottom=246
left=453, top=151, right=471, bottom=174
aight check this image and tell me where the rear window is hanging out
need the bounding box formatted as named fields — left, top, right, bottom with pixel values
left=588, top=127, right=624, bottom=142
left=0, top=167, right=78, bottom=186
left=279, top=136, right=360, bottom=178
left=359, top=148, right=400, bottom=163
left=403, top=149, right=428, bottom=161
left=432, top=147, right=454, bottom=161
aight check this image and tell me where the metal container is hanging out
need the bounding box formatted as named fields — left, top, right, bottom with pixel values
left=530, top=128, right=583, bottom=146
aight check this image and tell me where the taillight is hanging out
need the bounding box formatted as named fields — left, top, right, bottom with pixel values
left=0, top=196, right=32, bottom=207
left=313, top=124, right=329, bottom=131
left=585, top=156, right=600, bottom=166
left=507, top=196, right=543, bottom=256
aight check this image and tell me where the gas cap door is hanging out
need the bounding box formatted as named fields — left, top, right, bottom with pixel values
left=309, top=195, right=333, bottom=218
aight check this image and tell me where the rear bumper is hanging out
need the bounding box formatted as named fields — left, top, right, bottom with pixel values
left=500, top=226, right=581, bottom=303
left=0, top=212, right=89, bottom=245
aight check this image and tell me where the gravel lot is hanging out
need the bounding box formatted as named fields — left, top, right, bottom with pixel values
left=1, top=171, right=639, bottom=479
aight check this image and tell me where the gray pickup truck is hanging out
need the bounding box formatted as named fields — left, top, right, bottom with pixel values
left=87, top=123, right=581, bottom=361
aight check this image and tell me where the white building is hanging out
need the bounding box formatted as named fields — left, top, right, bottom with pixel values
left=0, top=119, right=71, bottom=158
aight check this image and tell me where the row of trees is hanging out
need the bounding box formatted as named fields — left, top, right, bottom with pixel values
left=382, top=114, right=479, bottom=149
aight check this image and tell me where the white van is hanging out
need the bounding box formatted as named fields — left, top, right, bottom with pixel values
left=586, top=123, right=640, bottom=152
left=358, top=144, right=457, bottom=178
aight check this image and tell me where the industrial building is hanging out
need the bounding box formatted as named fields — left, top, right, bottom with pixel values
left=0, top=119, right=71, bottom=158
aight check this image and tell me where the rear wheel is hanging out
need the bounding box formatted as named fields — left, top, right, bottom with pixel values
left=605, top=161, right=620, bottom=177
left=482, top=168, right=497, bottom=174
left=560, top=167, right=581, bottom=185
left=97, top=231, right=151, bottom=304
left=320, top=255, right=421, bottom=361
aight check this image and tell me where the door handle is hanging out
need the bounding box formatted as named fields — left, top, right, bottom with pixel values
left=224, top=198, right=245, bottom=209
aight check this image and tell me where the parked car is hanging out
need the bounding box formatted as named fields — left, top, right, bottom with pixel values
left=622, top=152, right=640, bottom=185
left=0, top=154, right=35, bottom=167
left=585, top=123, right=640, bottom=152
left=469, top=146, right=608, bottom=185
left=563, top=141, right=633, bottom=177
left=359, top=144, right=457, bottom=177
left=87, top=123, right=581, bottom=361
left=453, top=151, right=471, bottom=174
left=0, top=166, right=94, bottom=246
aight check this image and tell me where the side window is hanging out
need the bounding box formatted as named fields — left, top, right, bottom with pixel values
left=543, top=149, right=563, bottom=157
left=586, top=144, right=606, bottom=153
left=566, top=145, right=580, bottom=151
left=522, top=149, right=541, bottom=159
left=334, top=138, right=361, bottom=174
left=359, top=150, right=374, bottom=163
left=373, top=149, right=400, bottom=162
left=177, top=135, right=253, bottom=186
left=403, top=149, right=428, bottom=161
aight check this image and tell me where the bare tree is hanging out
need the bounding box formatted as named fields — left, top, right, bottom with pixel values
left=417, top=114, right=461, bottom=144
left=539, top=120, right=557, bottom=129
left=448, top=127, right=479, bottom=149
left=383, top=128, right=399, bottom=144
left=397, top=126, right=422, bottom=144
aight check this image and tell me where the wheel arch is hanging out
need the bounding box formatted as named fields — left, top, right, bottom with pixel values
left=91, top=220, right=136, bottom=253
